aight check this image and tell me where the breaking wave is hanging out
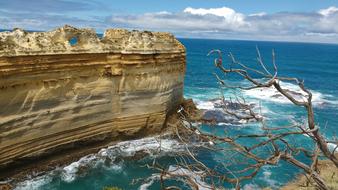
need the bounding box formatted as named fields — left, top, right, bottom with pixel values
left=186, top=81, right=338, bottom=114
left=12, top=85, right=338, bottom=190
left=243, top=81, right=337, bottom=106
left=14, top=136, right=184, bottom=190
left=167, top=165, right=212, bottom=190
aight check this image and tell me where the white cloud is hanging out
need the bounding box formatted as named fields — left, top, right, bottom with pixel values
left=2, top=4, right=338, bottom=44
left=183, top=7, right=246, bottom=26
left=109, top=6, right=338, bottom=43
left=305, top=32, right=338, bottom=37
left=249, top=12, right=267, bottom=17
left=318, top=6, right=338, bottom=16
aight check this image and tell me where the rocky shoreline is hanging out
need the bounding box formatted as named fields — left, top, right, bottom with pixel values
left=0, top=25, right=185, bottom=175
left=0, top=25, right=187, bottom=189
left=0, top=98, right=200, bottom=189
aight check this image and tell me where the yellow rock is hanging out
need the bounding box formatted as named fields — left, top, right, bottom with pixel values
left=0, top=25, right=186, bottom=168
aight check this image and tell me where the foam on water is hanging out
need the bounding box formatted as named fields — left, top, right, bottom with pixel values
left=243, top=81, right=335, bottom=106
left=328, top=142, right=338, bottom=152
left=259, top=168, right=280, bottom=189
left=61, top=154, right=97, bottom=183
left=138, top=174, right=159, bottom=190
left=13, top=136, right=184, bottom=190
left=136, top=166, right=213, bottom=190
left=241, top=184, right=261, bottom=190
left=218, top=122, right=233, bottom=126
left=167, top=165, right=212, bottom=190
left=194, top=99, right=215, bottom=110
left=14, top=175, right=53, bottom=190
left=232, top=167, right=282, bottom=190
left=186, top=80, right=337, bottom=120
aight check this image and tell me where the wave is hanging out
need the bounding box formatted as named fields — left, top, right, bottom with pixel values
left=137, top=165, right=212, bottom=190
left=60, top=154, right=98, bottom=183
left=195, top=98, right=271, bottom=115
left=138, top=174, right=159, bottom=190
left=13, top=136, right=184, bottom=190
left=328, top=142, right=338, bottom=152
left=186, top=81, right=338, bottom=111
left=167, top=165, right=212, bottom=190
left=243, top=81, right=336, bottom=106
left=238, top=167, right=282, bottom=190
left=194, top=99, right=216, bottom=110
left=241, top=184, right=261, bottom=190
left=14, top=175, right=53, bottom=190
left=194, top=98, right=269, bottom=126
left=259, top=167, right=280, bottom=189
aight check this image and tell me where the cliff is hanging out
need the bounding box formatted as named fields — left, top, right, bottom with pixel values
left=0, top=25, right=186, bottom=169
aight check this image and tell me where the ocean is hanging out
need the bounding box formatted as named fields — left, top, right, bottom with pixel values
left=13, top=39, right=338, bottom=190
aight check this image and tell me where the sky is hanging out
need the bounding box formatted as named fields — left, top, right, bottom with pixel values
left=1, top=0, right=338, bottom=43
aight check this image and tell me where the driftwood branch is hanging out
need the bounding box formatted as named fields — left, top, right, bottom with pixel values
left=145, top=48, right=337, bottom=190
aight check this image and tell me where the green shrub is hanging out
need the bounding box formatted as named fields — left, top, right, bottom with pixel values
left=102, top=186, right=122, bottom=190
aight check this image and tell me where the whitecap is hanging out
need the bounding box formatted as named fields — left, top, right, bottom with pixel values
left=61, top=154, right=97, bottom=183
left=256, top=166, right=282, bottom=189
left=14, top=175, right=52, bottom=190
left=137, top=163, right=215, bottom=189
left=243, top=81, right=335, bottom=106
left=241, top=183, right=261, bottom=190
left=328, top=142, right=338, bottom=152
left=194, top=99, right=215, bottom=110
left=167, top=165, right=212, bottom=190
left=301, top=134, right=338, bottom=153
left=218, top=122, right=232, bottom=126
left=14, top=136, right=184, bottom=188
left=138, top=174, right=159, bottom=190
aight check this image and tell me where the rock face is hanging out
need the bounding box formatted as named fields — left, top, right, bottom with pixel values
left=0, top=25, right=186, bottom=168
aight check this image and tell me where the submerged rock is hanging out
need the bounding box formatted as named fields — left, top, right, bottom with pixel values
left=202, top=109, right=240, bottom=123
left=200, top=98, right=258, bottom=125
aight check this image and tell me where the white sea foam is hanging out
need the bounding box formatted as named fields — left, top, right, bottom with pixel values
left=136, top=165, right=214, bottom=190
left=261, top=170, right=279, bottom=189
left=244, top=81, right=334, bottom=106
left=106, top=136, right=182, bottom=156
left=61, top=154, right=97, bottom=183
left=194, top=99, right=215, bottom=110
left=328, top=142, right=338, bottom=152
left=301, top=134, right=338, bottom=153
left=167, top=165, right=212, bottom=190
left=14, top=136, right=183, bottom=189
left=187, top=81, right=336, bottom=107
left=241, top=183, right=260, bottom=190
left=59, top=137, right=183, bottom=183
left=14, top=175, right=52, bottom=190
left=138, top=174, right=159, bottom=190
left=218, top=122, right=233, bottom=126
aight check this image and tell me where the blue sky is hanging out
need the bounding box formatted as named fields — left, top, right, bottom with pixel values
left=1, top=0, right=338, bottom=43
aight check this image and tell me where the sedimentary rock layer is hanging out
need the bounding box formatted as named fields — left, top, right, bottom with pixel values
left=0, top=26, right=186, bottom=168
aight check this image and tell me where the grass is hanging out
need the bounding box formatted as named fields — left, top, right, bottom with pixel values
left=281, top=157, right=338, bottom=190
left=102, top=187, right=122, bottom=190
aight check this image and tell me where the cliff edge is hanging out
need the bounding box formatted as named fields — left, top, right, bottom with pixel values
left=0, top=25, right=186, bottom=171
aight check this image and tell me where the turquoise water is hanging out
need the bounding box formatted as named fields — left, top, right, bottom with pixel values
left=14, top=39, right=338, bottom=190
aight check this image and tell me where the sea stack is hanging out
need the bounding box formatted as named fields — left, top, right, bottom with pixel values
left=0, top=25, right=186, bottom=169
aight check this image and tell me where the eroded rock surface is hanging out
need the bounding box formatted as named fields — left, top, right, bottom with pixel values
left=0, top=25, right=186, bottom=169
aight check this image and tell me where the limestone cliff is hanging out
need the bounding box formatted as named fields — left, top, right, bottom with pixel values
left=0, top=25, right=186, bottom=169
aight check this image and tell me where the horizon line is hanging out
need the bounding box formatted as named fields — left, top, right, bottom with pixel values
left=1, top=28, right=338, bottom=46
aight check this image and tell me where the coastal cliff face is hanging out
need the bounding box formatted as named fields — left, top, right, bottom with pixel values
left=0, top=26, right=185, bottom=168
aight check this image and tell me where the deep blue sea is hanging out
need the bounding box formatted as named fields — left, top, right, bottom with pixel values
left=13, top=39, right=338, bottom=190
